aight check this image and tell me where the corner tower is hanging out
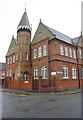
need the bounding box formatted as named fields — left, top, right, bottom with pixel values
left=16, top=9, right=32, bottom=88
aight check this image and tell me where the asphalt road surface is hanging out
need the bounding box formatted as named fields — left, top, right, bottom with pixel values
left=1, top=92, right=81, bottom=118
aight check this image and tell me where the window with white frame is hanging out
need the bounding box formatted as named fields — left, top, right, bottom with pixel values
left=34, top=49, right=37, bottom=59
left=23, top=72, right=28, bottom=80
left=73, top=50, right=76, bottom=59
left=65, top=47, right=68, bottom=56
left=62, top=65, right=68, bottom=78
left=41, top=66, right=47, bottom=79
left=13, top=55, right=15, bottom=63
left=43, top=44, right=47, bottom=56
left=2, top=71, right=5, bottom=75
left=72, top=67, right=76, bottom=79
left=69, top=48, right=72, bottom=58
left=8, top=57, right=10, bottom=65
left=82, top=68, right=83, bottom=79
left=79, top=50, right=82, bottom=59
left=10, top=56, right=12, bottom=64
left=60, top=45, right=64, bottom=55
left=25, top=53, right=28, bottom=60
left=7, top=70, right=9, bottom=76
left=9, top=69, right=12, bottom=76
left=34, top=67, right=39, bottom=79
left=16, top=53, right=18, bottom=60
left=38, top=46, right=42, bottom=57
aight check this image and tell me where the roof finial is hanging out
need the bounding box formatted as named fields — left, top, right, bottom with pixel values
left=25, top=3, right=27, bottom=12
left=40, top=19, right=41, bottom=22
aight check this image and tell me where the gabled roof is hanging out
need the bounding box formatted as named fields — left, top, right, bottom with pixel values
left=6, top=36, right=16, bottom=56
left=17, top=10, right=30, bottom=29
left=32, top=22, right=75, bottom=45
left=72, top=36, right=80, bottom=46
left=46, top=26, right=73, bottom=45
left=0, top=63, right=5, bottom=70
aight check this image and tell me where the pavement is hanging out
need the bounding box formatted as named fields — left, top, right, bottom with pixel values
left=0, top=88, right=82, bottom=96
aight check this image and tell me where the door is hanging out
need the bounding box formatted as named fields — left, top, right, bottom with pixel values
left=5, top=77, right=8, bottom=88
left=33, top=79, right=39, bottom=90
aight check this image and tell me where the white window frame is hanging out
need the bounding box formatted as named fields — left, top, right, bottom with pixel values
left=34, top=49, right=37, bottom=59
left=23, top=72, right=28, bottom=80
left=13, top=55, right=15, bottom=63
left=60, top=45, right=64, bottom=55
left=38, top=46, right=42, bottom=57
left=72, top=67, right=76, bottom=79
left=16, top=53, right=18, bottom=60
left=43, top=44, right=47, bottom=56
left=62, top=65, right=68, bottom=78
left=25, top=53, right=28, bottom=60
left=34, top=67, right=39, bottom=79
left=69, top=48, right=72, bottom=58
left=2, top=71, right=5, bottom=75
left=10, top=56, right=12, bottom=64
left=41, top=66, right=47, bottom=79
left=8, top=57, right=10, bottom=65
left=65, top=47, right=68, bottom=56
left=7, top=70, right=9, bottom=76
left=79, top=50, right=82, bottom=59
left=73, top=50, right=76, bottom=59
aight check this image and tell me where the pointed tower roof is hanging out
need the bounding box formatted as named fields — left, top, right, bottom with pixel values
left=17, top=10, right=30, bottom=30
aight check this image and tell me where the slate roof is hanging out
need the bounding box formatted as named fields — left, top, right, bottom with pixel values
left=0, top=63, right=5, bottom=70
left=17, top=11, right=30, bottom=29
left=72, top=36, right=80, bottom=46
left=46, top=26, right=73, bottom=45
left=6, top=36, right=16, bottom=56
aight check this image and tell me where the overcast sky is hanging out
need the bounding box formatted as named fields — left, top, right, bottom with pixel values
left=0, top=0, right=82, bottom=63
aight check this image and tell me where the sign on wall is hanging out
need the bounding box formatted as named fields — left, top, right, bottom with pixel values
left=51, top=72, right=56, bottom=75
left=24, top=81, right=29, bottom=83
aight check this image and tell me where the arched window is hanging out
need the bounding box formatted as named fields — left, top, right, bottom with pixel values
left=23, top=72, right=28, bottom=80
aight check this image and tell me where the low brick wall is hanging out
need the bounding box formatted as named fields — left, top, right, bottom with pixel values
left=8, top=78, right=32, bottom=90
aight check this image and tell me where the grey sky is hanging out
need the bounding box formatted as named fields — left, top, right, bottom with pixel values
left=0, top=0, right=82, bottom=63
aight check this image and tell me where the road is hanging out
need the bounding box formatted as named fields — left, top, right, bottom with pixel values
left=1, top=92, right=81, bottom=118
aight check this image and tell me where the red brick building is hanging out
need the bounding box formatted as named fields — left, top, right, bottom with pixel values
left=4, top=10, right=83, bottom=91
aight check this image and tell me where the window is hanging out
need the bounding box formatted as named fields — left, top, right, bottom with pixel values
left=13, top=73, right=15, bottom=80
left=73, top=50, right=76, bottom=59
left=60, top=45, right=64, bottom=55
left=72, top=67, right=76, bottom=79
left=69, top=49, right=72, bottom=58
left=13, top=55, right=15, bottom=63
left=15, top=70, right=17, bottom=79
left=82, top=68, right=83, bottom=79
left=43, top=44, right=47, bottom=56
left=10, top=56, right=12, bottom=64
left=38, top=46, right=42, bottom=57
left=16, top=53, right=18, bottom=60
left=25, top=53, right=28, bottom=60
left=79, top=50, right=82, bottom=59
left=9, top=69, right=12, bottom=76
left=65, top=47, right=68, bottom=56
left=2, top=71, right=5, bottom=75
left=34, top=49, right=37, bottom=58
left=8, top=57, right=10, bottom=64
left=34, top=68, right=39, bottom=79
left=41, top=66, right=47, bottom=79
left=7, top=70, right=9, bottom=76
left=62, top=65, right=68, bottom=78
left=23, top=72, right=28, bottom=80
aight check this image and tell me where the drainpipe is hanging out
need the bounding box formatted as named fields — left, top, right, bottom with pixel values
left=48, top=40, right=51, bottom=87
left=76, top=46, right=80, bottom=89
